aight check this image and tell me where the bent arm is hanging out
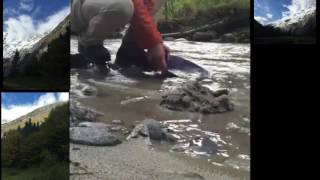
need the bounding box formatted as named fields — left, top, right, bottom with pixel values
left=129, top=0, right=162, bottom=49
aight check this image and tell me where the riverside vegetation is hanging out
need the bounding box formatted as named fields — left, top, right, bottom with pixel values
left=157, top=0, right=250, bottom=42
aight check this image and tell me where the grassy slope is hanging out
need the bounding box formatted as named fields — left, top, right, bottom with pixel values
left=1, top=113, right=48, bottom=135
left=1, top=102, right=64, bottom=135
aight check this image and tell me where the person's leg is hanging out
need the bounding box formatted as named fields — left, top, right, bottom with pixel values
left=71, top=0, right=87, bottom=33
left=115, top=35, right=152, bottom=71
left=75, top=0, right=134, bottom=72
left=80, top=0, right=134, bottom=46
left=115, top=0, right=166, bottom=71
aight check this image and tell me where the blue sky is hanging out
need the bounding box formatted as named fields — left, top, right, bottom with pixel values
left=254, top=0, right=316, bottom=25
left=4, top=0, right=69, bottom=21
left=4, top=0, right=70, bottom=44
left=1, top=92, right=69, bottom=123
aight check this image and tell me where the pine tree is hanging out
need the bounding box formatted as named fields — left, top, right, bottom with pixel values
left=10, top=50, right=20, bottom=77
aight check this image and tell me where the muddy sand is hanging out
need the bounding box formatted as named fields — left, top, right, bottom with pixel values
left=70, top=138, right=249, bottom=180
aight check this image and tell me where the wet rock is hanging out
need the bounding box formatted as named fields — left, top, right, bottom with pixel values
left=240, top=116, right=250, bottom=127
left=82, top=86, right=97, bottom=96
left=226, top=122, right=240, bottom=131
left=127, top=119, right=175, bottom=142
left=192, top=32, right=217, bottom=42
left=175, top=38, right=187, bottom=42
left=144, top=119, right=167, bottom=140
left=226, top=122, right=250, bottom=134
left=171, top=143, right=188, bottom=152
left=78, top=121, right=109, bottom=129
left=161, top=81, right=234, bottom=114
left=164, top=37, right=175, bottom=41
left=70, top=101, right=103, bottom=126
left=70, top=122, right=121, bottom=146
left=221, top=33, right=236, bottom=42
left=182, top=95, right=191, bottom=103
left=213, top=89, right=229, bottom=97
left=238, top=127, right=250, bottom=134
left=192, top=137, right=219, bottom=155
left=109, top=125, right=124, bottom=132
left=211, top=38, right=223, bottom=43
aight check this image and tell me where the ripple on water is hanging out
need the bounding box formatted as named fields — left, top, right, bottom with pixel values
left=163, top=119, right=231, bottom=159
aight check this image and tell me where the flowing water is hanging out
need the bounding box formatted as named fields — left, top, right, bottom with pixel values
left=70, top=38, right=250, bottom=178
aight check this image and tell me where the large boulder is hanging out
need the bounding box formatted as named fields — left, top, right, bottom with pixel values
left=160, top=82, right=234, bottom=114
left=70, top=101, right=103, bottom=126
left=70, top=122, right=121, bottom=146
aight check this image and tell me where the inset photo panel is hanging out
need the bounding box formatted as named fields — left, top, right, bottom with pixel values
left=254, top=0, right=316, bottom=44
left=1, top=92, right=69, bottom=179
left=69, top=0, right=250, bottom=179
left=3, top=0, right=70, bottom=90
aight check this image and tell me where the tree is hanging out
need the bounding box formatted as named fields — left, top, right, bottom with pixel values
left=24, top=55, right=41, bottom=76
left=1, top=130, right=23, bottom=167
left=1, top=103, right=69, bottom=169
left=10, top=50, right=21, bottom=77
left=41, top=103, right=69, bottom=161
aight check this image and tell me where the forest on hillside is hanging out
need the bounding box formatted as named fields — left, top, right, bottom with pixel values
left=3, top=28, right=70, bottom=90
left=1, top=103, right=69, bottom=180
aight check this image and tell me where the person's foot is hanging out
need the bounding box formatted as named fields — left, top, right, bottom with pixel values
left=92, top=64, right=110, bottom=75
left=115, top=41, right=152, bottom=71
left=78, top=43, right=111, bottom=65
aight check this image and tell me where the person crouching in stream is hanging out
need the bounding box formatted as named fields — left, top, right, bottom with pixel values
left=71, top=0, right=170, bottom=74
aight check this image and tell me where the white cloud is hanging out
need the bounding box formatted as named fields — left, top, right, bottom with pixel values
left=254, top=16, right=269, bottom=25
left=4, top=15, right=36, bottom=40
left=37, top=6, right=70, bottom=34
left=254, top=0, right=273, bottom=23
left=282, top=0, right=316, bottom=19
left=4, top=6, right=70, bottom=45
left=266, top=13, right=273, bottom=19
left=1, top=93, right=69, bottom=123
left=32, top=6, right=42, bottom=17
left=255, top=0, right=262, bottom=8
left=20, top=0, right=34, bottom=12
left=4, top=8, right=19, bottom=17
left=58, top=93, right=69, bottom=102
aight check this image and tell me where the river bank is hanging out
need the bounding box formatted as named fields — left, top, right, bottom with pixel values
left=70, top=139, right=249, bottom=180
left=158, top=10, right=250, bottom=43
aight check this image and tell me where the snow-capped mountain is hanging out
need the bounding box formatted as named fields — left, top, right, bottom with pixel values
left=3, top=15, right=69, bottom=59
left=271, top=6, right=316, bottom=35
left=3, top=15, right=70, bottom=77
left=3, top=30, right=50, bottom=59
